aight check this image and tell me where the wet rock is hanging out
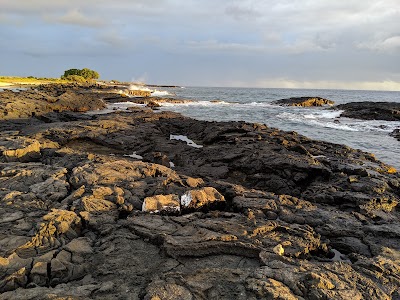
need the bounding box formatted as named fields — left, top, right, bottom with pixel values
left=273, top=97, right=335, bottom=107
left=390, top=128, right=400, bottom=141
left=336, top=101, right=400, bottom=121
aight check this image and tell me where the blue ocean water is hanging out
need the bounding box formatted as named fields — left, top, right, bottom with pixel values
left=157, top=87, right=400, bottom=168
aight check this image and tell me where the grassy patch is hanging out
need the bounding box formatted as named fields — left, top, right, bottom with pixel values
left=0, top=76, right=70, bottom=85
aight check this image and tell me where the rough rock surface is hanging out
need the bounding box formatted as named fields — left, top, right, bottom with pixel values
left=0, top=83, right=116, bottom=120
left=0, top=85, right=399, bottom=299
left=273, top=97, right=335, bottom=107
left=336, top=101, right=400, bottom=121
left=390, top=129, right=400, bottom=141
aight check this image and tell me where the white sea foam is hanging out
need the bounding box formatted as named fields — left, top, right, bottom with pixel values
left=151, top=90, right=173, bottom=97
left=243, top=101, right=276, bottom=107
left=304, top=110, right=343, bottom=119
left=129, top=84, right=172, bottom=97
left=161, top=100, right=231, bottom=107
left=170, top=134, right=203, bottom=148
left=308, top=120, right=359, bottom=131
left=347, top=119, right=400, bottom=133
left=278, top=112, right=358, bottom=131
left=129, top=84, right=151, bottom=92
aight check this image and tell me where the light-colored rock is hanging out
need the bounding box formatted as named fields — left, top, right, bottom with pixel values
left=1, top=138, right=41, bottom=162
left=142, top=194, right=180, bottom=213
left=273, top=244, right=285, bottom=256
left=180, top=187, right=225, bottom=209
left=16, top=209, right=81, bottom=258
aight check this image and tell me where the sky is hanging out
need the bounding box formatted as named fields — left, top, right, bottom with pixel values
left=1, top=0, right=400, bottom=90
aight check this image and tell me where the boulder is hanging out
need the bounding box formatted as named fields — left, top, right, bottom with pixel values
left=180, top=187, right=225, bottom=209
left=142, top=194, right=180, bottom=213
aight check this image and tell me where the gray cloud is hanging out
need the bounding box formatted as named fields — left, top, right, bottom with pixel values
left=0, top=0, right=399, bottom=89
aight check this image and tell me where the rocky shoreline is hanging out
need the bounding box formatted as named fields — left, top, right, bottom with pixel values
left=0, top=85, right=399, bottom=299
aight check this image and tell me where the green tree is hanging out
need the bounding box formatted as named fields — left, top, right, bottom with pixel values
left=63, top=75, right=87, bottom=83
left=61, top=68, right=99, bottom=80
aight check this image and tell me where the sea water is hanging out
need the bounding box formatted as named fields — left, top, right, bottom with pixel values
left=108, top=87, right=400, bottom=168
left=159, top=87, right=400, bottom=168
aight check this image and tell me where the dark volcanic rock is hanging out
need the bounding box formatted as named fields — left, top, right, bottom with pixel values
left=336, top=101, right=400, bottom=121
left=273, top=97, right=335, bottom=107
left=390, top=129, right=400, bottom=141
left=0, top=84, right=399, bottom=299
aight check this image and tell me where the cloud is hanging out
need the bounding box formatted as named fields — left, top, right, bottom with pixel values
left=357, top=36, right=400, bottom=53
left=225, top=3, right=262, bottom=20
left=96, top=31, right=128, bottom=47
left=185, top=40, right=264, bottom=53
left=44, top=10, right=106, bottom=28
left=0, top=1, right=399, bottom=87
left=247, top=78, right=400, bottom=91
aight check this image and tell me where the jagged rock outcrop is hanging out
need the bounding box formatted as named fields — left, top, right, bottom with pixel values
left=390, top=129, right=400, bottom=141
left=0, top=84, right=399, bottom=299
left=336, top=101, right=400, bottom=121
left=273, top=97, right=335, bottom=107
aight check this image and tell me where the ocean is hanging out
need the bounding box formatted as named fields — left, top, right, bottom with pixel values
left=152, top=87, right=400, bottom=169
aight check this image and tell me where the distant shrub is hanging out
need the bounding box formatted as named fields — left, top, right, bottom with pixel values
left=61, top=68, right=99, bottom=80
left=64, top=75, right=87, bottom=83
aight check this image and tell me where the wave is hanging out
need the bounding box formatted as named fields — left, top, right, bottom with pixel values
left=129, top=84, right=174, bottom=97
left=129, top=84, right=151, bottom=92
left=151, top=90, right=173, bottom=97
left=303, top=110, right=343, bottom=119
left=278, top=112, right=400, bottom=132
left=241, top=101, right=277, bottom=108
left=161, top=100, right=232, bottom=107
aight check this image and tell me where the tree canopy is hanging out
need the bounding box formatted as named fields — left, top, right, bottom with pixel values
left=61, top=68, right=99, bottom=80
